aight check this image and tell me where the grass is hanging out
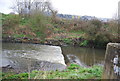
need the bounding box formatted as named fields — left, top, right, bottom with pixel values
left=2, top=64, right=103, bottom=79
left=70, top=30, right=85, bottom=34
left=20, top=18, right=29, bottom=25
left=62, top=38, right=72, bottom=44
left=13, top=34, right=26, bottom=38
left=80, top=40, right=89, bottom=46
left=2, top=13, right=118, bottom=48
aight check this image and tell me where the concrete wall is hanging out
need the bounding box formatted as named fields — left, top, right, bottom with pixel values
left=102, top=43, right=120, bottom=79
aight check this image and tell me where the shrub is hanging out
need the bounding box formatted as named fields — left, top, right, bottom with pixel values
left=62, top=38, right=72, bottom=44
left=84, top=19, right=102, bottom=40
left=107, top=20, right=119, bottom=42
left=80, top=40, right=88, bottom=46
left=28, top=13, right=47, bottom=39
left=2, top=14, right=20, bottom=31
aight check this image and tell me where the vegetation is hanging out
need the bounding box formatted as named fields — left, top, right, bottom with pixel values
left=80, top=40, right=88, bottom=46
left=62, top=38, right=72, bottom=44
left=1, top=0, right=119, bottom=80
left=2, top=0, right=119, bottom=48
left=1, top=64, right=103, bottom=79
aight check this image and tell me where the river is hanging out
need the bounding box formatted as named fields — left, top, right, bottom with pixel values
left=1, top=43, right=106, bottom=73
left=61, top=46, right=105, bottom=67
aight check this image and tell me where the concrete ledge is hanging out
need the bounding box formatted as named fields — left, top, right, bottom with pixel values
left=2, top=43, right=66, bottom=73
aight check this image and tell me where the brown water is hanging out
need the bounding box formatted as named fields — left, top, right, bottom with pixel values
left=61, top=46, right=106, bottom=67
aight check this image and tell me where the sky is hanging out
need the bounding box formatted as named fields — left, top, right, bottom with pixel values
left=0, top=0, right=120, bottom=18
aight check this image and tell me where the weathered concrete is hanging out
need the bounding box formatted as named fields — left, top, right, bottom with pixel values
left=25, top=45, right=66, bottom=66
left=2, top=43, right=66, bottom=72
left=102, top=43, right=120, bottom=79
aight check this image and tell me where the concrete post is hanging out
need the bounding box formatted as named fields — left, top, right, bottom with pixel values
left=102, top=43, right=120, bottom=79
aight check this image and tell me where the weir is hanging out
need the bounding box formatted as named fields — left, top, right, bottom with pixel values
left=2, top=43, right=66, bottom=72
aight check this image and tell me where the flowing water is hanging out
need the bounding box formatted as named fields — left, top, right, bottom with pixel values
left=1, top=43, right=66, bottom=73
left=1, top=43, right=106, bottom=73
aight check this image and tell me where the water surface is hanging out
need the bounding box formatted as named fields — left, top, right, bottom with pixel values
left=61, top=46, right=105, bottom=67
left=2, top=43, right=106, bottom=73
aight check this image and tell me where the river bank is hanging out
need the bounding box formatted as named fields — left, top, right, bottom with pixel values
left=2, top=36, right=108, bottom=49
left=1, top=64, right=103, bottom=79
left=2, top=13, right=118, bottom=49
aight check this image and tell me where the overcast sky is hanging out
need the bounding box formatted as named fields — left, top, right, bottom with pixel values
left=0, top=0, right=120, bottom=18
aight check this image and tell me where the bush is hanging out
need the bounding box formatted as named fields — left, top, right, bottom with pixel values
left=62, top=38, right=72, bottom=44
left=80, top=40, right=88, bottom=46
left=107, top=20, right=119, bottom=42
left=28, top=13, right=47, bottom=39
left=3, top=14, right=20, bottom=31
left=84, top=19, right=102, bottom=40
left=90, top=19, right=102, bottom=28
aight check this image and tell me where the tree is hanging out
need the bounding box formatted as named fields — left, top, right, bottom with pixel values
left=44, top=1, right=58, bottom=23
left=11, top=0, right=32, bottom=16
left=11, top=0, right=56, bottom=17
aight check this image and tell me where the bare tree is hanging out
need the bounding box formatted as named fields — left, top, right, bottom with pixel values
left=11, top=0, right=55, bottom=15
left=44, top=1, right=58, bottom=23
left=11, top=0, right=57, bottom=23
left=11, top=0, right=33, bottom=15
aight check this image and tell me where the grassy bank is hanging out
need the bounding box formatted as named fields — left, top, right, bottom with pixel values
left=2, top=13, right=119, bottom=48
left=1, top=64, right=103, bottom=79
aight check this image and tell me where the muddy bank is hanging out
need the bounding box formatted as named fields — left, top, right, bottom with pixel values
left=2, top=36, right=107, bottom=48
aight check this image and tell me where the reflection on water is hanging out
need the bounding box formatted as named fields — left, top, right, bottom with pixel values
left=61, top=46, right=106, bottom=66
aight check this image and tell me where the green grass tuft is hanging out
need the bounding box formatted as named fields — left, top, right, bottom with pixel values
left=2, top=64, right=103, bottom=79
